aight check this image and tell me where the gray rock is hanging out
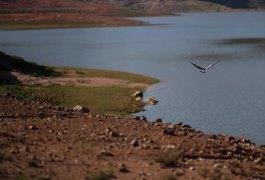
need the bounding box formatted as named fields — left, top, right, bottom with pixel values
left=144, top=96, right=158, bottom=105
left=73, top=105, right=89, bottom=113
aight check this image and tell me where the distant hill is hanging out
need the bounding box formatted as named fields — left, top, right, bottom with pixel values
left=84, top=0, right=265, bottom=13
left=0, top=0, right=264, bottom=29
left=1, top=0, right=264, bottom=14
left=202, top=0, right=265, bottom=9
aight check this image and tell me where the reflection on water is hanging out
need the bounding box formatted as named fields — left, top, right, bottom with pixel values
left=1, top=12, right=265, bottom=144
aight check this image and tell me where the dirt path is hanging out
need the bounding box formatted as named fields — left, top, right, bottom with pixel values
left=11, top=71, right=150, bottom=88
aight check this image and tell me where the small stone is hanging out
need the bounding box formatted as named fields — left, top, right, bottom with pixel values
left=176, top=122, right=182, bottom=126
left=135, top=96, right=142, bottom=102
left=130, top=138, right=139, bottom=147
left=189, top=167, right=195, bottom=171
left=254, top=157, right=263, bottom=165
left=109, top=131, right=119, bottom=138
left=37, top=112, right=46, bottom=118
left=225, top=136, right=235, bottom=142
left=119, top=163, right=130, bottom=173
left=213, top=164, right=221, bottom=168
left=161, top=128, right=175, bottom=136
left=29, top=125, right=38, bottom=130
left=106, top=128, right=119, bottom=138
left=3, top=92, right=11, bottom=97
left=18, top=145, right=29, bottom=152
left=140, top=116, right=147, bottom=121
left=155, top=118, right=162, bottom=123
left=134, top=116, right=141, bottom=121
left=99, top=149, right=113, bottom=157
left=73, top=105, right=89, bottom=113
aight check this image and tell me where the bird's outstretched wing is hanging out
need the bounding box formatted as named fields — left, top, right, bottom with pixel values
left=205, top=61, right=219, bottom=70
left=190, top=61, right=205, bottom=71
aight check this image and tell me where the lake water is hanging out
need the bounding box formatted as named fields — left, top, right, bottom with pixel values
left=1, top=12, right=265, bottom=144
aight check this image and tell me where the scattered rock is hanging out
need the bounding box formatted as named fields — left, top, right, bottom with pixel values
left=106, top=128, right=119, bottom=138
left=225, top=136, right=235, bottom=142
left=119, top=163, right=130, bottom=173
left=189, top=166, right=195, bottom=171
left=254, top=157, right=263, bottom=165
left=161, top=128, right=175, bottom=136
left=3, top=92, right=11, bottom=97
left=144, top=96, right=158, bottom=105
left=134, top=116, right=141, bottom=121
left=155, top=118, right=162, bottom=123
left=29, top=125, right=38, bottom=130
left=239, top=137, right=251, bottom=144
left=130, top=138, right=139, bottom=147
left=37, top=112, right=46, bottom=118
left=98, top=149, right=114, bottom=157
left=73, top=105, right=89, bottom=113
left=140, top=116, right=147, bottom=121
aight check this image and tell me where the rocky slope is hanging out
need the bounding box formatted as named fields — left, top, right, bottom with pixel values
left=0, top=94, right=265, bottom=179
left=84, top=0, right=265, bottom=13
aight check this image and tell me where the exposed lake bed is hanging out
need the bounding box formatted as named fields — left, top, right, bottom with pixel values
left=1, top=12, right=265, bottom=144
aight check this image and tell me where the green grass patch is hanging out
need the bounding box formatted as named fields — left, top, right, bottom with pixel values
left=0, top=85, right=61, bottom=104
left=0, top=84, right=144, bottom=115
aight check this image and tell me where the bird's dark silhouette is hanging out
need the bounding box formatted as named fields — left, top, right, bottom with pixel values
left=190, top=61, right=219, bottom=73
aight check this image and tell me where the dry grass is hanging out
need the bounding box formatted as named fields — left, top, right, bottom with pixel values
left=156, top=151, right=184, bottom=168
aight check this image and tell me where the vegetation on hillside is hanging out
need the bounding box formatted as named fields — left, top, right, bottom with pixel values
left=0, top=51, right=60, bottom=77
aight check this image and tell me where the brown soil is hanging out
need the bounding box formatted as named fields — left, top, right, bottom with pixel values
left=1, top=95, right=265, bottom=179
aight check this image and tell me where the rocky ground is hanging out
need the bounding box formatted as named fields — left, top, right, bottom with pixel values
left=1, top=94, right=265, bottom=179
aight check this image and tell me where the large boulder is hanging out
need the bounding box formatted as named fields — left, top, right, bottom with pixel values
left=131, top=91, right=143, bottom=101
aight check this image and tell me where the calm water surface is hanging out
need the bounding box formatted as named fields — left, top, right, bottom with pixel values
left=1, top=12, right=265, bottom=144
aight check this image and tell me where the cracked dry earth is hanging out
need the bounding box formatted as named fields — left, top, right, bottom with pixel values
left=0, top=95, right=265, bottom=179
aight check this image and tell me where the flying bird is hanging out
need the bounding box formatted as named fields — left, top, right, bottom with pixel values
left=190, top=61, right=219, bottom=73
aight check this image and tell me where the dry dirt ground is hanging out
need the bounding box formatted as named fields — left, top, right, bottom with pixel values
left=0, top=95, right=265, bottom=179
left=11, top=71, right=150, bottom=89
